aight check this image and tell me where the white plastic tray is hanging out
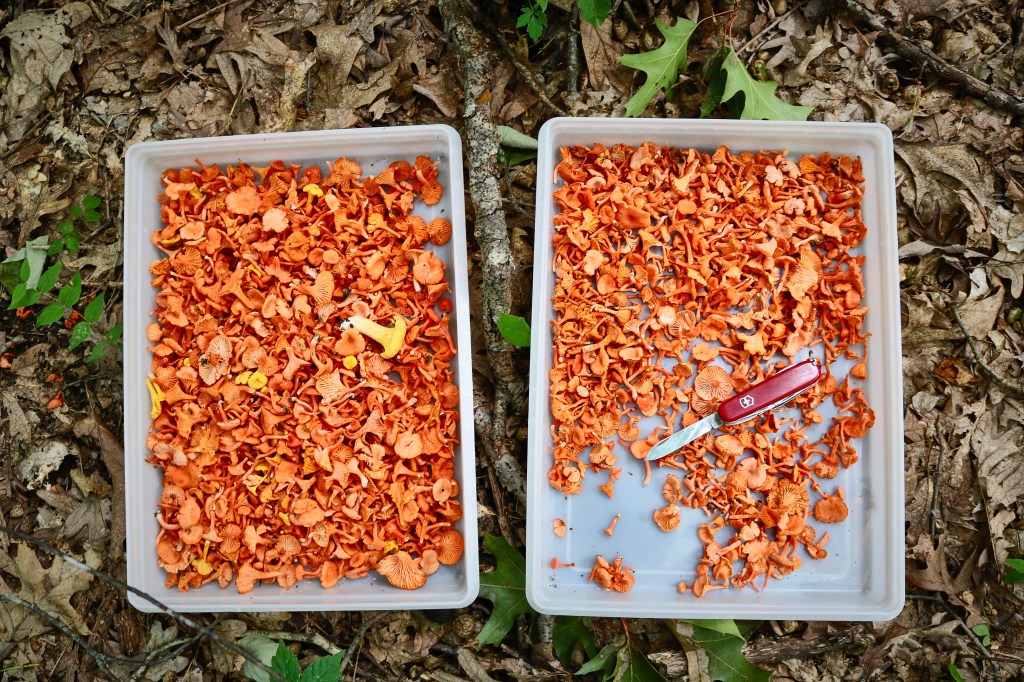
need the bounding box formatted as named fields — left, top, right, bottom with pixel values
left=525, top=118, right=904, bottom=620
left=123, top=126, right=478, bottom=612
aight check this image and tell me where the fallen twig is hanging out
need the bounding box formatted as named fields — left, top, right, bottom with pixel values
left=949, top=306, right=1024, bottom=396
left=0, top=592, right=119, bottom=681
left=339, top=612, right=387, bottom=679
left=0, top=526, right=286, bottom=682
left=835, top=0, right=1024, bottom=117
left=439, top=0, right=528, bottom=506
left=567, top=6, right=581, bottom=97
left=250, top=629, right=343, bottom=656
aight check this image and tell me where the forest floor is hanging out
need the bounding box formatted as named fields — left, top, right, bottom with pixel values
left=1, top=0, right=1024, bottom=680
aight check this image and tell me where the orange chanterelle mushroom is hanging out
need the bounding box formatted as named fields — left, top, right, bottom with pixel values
left=148, top=156, right=464, bottom=594
left=548, top=143, right=873, bottom=598
left=588, top=555, right=635, bottom=593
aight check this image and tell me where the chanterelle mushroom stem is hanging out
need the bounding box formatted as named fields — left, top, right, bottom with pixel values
left=339, top=315, right=407, bottom=359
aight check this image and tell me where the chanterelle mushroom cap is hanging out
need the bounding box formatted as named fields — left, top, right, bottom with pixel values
left=376, top=551, right=426, bottom=590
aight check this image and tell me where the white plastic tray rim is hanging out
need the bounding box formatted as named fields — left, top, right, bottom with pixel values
left=123, top=125, right=479, bottom=612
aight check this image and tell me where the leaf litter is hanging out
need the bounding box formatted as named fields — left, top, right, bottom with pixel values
left=1, top=0, right=1024, bottom=679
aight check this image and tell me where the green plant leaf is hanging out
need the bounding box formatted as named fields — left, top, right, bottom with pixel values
left=59, top=272, right=82, bottom=307
left=18, top=288, right=42, bottom=308
left=497, top=125, right=539, bottom=150
left=3, top=236, right=49, bottom=289
left=477, top=532, right=531, bottom=646
left=499, top=148, right=538, bottom=166
left=699, top=52, right=727, bottom=118
left=692, top=625, right=771, bottom=682
left=37, top=301, right=67, bottom=326
left=271, top=643, right=301, bottom=682
left=498, top=313, right=531, bottom=347
left=517, top=7, right=532, bottom=28
left=69, top=320, right=92, bottom=350
left=84, top=209, right=102, bottom=223
left=612, top=643, right=670, bottom=682
left=48, top=239, right=65, bottom=256
left=70, top=205, right=84, bottom=218
left=971, top=623, right=991, bottom=646
left=84, top=292, right=105, bottom=323
left=299, top=652, right=344, bottom=682
left=59, top=221, right=74, bottom=236
left=82, top=195, right=101, bottom=209
left=0, top=261, right=22, bottom=294
left=1005, top=558, right=1024, bottom=584
left=577, top=0, right=611, bottom=27
left=576, top=643, right=621, bottom=677
left=8, top=283, right=29, bottom=310
left=7, top=282, right=27, bottom=309
left=238, top=634, right=280, bottom=682
left=527, top=11, right=546, bottom=42
left=107, top=321, right=124, bottom=342
left=38, top=262, right=62, bottom=293
left=553, top=616, right=597, bottom=665
left=66, top=232, right=81, bottom=254
left=705, top=47, right=812, bottom=121
left=619, top=18, right=697, bottom=117
left=949, top=663, right=964, bottom=682
left=87, top=341, right=109, bottom=363
left=679, top=619, right=743, bottom=639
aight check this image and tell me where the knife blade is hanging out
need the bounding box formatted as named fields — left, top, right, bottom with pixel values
left=645, top=358, right=822, bottom=462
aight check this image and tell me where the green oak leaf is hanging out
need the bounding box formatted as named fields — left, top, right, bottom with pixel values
left=553, top=616, right=597, bottom=666
left=619, top=18, right=697, bottom=117
left=705, top=47, right=812, bottom=121
left=692, top=624, right=771, bottom=682
left=476, top=532, right=531, bottom=647
left=612, top=643, right=670, bottom=682
left=577, top=0, right=611, bottom=27
left=576, top=643, right=621, bottom=678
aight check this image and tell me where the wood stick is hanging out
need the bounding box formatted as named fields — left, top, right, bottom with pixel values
left=835, top=0, right=1024, bottom=117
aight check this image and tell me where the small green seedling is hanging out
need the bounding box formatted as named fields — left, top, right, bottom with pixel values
left=949, top=663, right=964, bottom=682
left=517, top=0, right=548, bottom=42
left=50, top=194, right=102, bottom=256
left=971, top=623, right=991, bottom=647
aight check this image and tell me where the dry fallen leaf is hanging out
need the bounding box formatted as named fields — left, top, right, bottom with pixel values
left=971, top=411, right=1024, bottom=566
left=0, top=542, right=97, bottom=637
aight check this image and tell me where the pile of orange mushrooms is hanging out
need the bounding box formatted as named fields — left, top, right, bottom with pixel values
left=548, top=143, right=873, bottom=596
left=147, top=156, right=464, bottom=593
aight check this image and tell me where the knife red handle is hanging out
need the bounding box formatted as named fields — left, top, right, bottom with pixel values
left=717, top=359, right=822, bottom=424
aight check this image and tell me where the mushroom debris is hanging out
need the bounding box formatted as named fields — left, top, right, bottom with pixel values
left=148, top=156, right=464, bottom=593
left=549, top=143, right=873, bottom=596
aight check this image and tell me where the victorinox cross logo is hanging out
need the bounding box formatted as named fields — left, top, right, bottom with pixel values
left=739, top=395, right=755, bottom=409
